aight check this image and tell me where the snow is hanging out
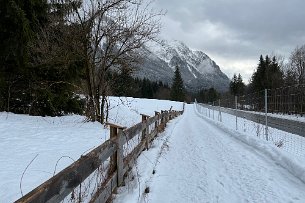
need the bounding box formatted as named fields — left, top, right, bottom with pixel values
left=114, top=104, right=305, bottom=203
left=0, top=97, right=183, bottom=202
left=187, top=64, right=197, bottom=78
left=3, top=98, right=305, bottom=202
left=198, top=105, right=305, bottom=159
left=225, top=105, right=305, bottom=123
left=249, top=109, right=305, bottom=123
left=197, top=58, right=215, bottom=74
left=146, top=39, right=217, bottom=75
left=0, top=113, right=103, bottom=202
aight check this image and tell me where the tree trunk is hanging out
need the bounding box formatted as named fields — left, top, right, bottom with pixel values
left=100, top=92, right=106, bottom=124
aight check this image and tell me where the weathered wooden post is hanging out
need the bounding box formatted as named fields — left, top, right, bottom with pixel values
left=107, top=123, right=126, bottom=186
left=164, top=110, right=169, bottom=124
left=117, top=128, right=124, bottom=186
left=141, top=114, right=150, bottom=137
left=141, top=114, right=150, bottom=150
left=154, top=111, right=159, bottom=131
left=158, top=110, right=165, bottom=132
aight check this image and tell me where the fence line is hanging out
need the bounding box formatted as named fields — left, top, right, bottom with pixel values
left=197, top=103, right=305, bottom=138
left=219, top=85, right=305, bottom=116
left=195, top=98, right=305, bottom=158
left=15, top=108, right=184, bottom=203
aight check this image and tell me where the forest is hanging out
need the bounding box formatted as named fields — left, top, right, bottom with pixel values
left=1, top=0, right=304, bottom=122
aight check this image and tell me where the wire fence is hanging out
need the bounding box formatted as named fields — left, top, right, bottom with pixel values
left=195, top=84, right=305, bottom=159
left=268, top=84, right=305, bottom=115
left=219, top=84, right=305, bottom=117
left=195, top=102, right=305, bottom=160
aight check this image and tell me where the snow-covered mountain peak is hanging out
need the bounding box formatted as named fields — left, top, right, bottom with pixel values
left=136, top=40, right=230, bottom=92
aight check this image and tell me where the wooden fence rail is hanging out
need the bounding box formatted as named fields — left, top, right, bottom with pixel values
left=15, top=109, right=183, bottom=203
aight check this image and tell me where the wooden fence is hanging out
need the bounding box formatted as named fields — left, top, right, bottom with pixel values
left=15, top=109, right=183, bottom=203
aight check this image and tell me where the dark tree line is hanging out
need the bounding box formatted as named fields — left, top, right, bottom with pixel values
left=195, top=87, right=220, bottom=104
left=109, top=70, right=171, bottom=100
left=223, top=50, right=305, bottom=115
left=249, top=55, right=284, bottom=92
left=0, top=0, right=84, bottom=116
left=248, top=46, right=305, bottom=94
left=227, top=43, right=305, bottom=99
left=110, top=66, right=219, bottom=105
left=0, top=0, right=162, bottom=122
left=110, top=67, right=187, bottom=102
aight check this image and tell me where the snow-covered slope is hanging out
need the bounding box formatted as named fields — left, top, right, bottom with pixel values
left=0, top=97, right=183, bottom=202
left=2, top=99, right=305, bottom=202
left=134, top=40, right=230, bottom=92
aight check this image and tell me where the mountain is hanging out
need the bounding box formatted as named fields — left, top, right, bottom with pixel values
left=133, top=40, right=230, bottom=92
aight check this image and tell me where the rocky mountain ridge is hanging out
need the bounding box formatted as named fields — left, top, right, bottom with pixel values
left=134, top=40, right=230, bottom=92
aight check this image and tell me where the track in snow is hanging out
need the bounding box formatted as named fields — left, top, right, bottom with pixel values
left=143, top=104, right=305, bottom=203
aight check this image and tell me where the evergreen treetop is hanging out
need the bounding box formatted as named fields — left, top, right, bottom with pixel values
left=229, top=73, right=245, bottom=96
left=251, top=55, right=283, bottom=92
left=170, top=67, right=185, bottom=102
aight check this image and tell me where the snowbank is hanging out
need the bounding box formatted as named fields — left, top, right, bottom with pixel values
left=0, top=97, right=183, bottom=202
left=194, top=105, right=305, bottom=185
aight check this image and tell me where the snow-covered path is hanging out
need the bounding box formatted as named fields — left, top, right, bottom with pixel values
left=144, top=104, right=305, bottom=203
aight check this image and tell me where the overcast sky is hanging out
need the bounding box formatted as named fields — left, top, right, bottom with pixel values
left=153, top=0, right=305, bottom=82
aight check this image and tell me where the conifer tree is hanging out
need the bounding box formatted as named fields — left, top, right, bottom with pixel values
left=0, top=0, right=49, bottom=113
left=230, top=73, right=245, bottom=96
left=170, top=67, right=185, bottom=101
left=229, top=74, right=238, bottom=95
left=251, top=55, right=283, bottom=92
left=0, top=0, right=85, bottom=115
left=237, top=73, right=245, bottom=95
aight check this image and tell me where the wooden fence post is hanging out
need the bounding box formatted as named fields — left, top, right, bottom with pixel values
left=165, top=111, right=169, bottom=123
left=109, top=125, right=118, bottom=175
left=117, top=128, right=124, bottom=186
left=159, top=110, right=167, bottom=132
left=155, top=111, right=159, bottom=131
left=106, top=123, right=126, bottom=186
left=141, top=114, right=150, bottom=150
left=161, top=110, right=165, bottom=125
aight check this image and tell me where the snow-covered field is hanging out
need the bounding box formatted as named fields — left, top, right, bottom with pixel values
left=0, top=97, right=183, bottom=202
left=2, top=97, right=305, bottom=203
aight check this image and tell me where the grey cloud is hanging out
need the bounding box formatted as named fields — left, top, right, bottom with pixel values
left=153, top=0, right=305, bottom=80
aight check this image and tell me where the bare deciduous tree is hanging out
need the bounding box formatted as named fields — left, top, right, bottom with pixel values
left=67, top=0, right=163, bottom=123
left=289, top=45, right=305, bottom=84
